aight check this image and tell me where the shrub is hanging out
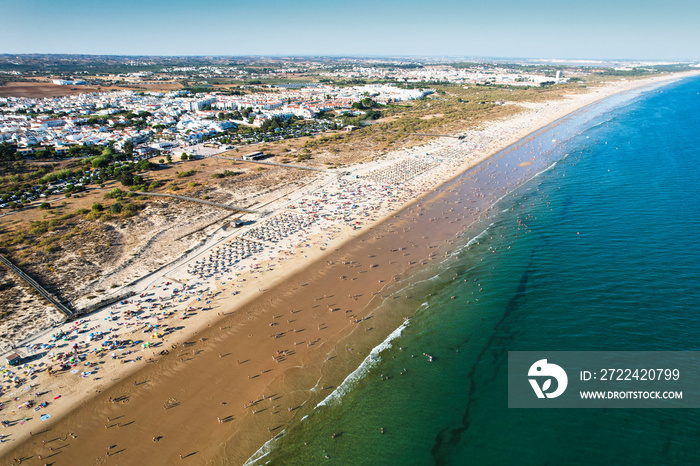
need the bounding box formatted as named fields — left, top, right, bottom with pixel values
left=108, top=202, right=123, bottom=214
left=29, top=221, right=49, bottom=235
left=104, top=188, right=126, bottom=200
left=147, top=180, right=163, bottom=191
left=211, top=170, right=242, bottom=179
left=39, top=237, right=56, bottom=247
left=176, top=170, right=197, bottom=178
left=11, top=233, right=26, bottom=245
left=121, top=202, right=144, bottom=218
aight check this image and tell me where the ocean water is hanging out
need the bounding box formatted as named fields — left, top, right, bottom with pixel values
left=248, top=76, right=700, bottom=465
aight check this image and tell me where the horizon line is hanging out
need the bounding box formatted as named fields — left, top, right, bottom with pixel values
left=1, top=52, right=697, bottom=64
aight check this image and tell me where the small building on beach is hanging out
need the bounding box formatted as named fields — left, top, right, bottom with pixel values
left=242, top=151, right=264, bottom=161
left=5, top=352, right=23, bottom=366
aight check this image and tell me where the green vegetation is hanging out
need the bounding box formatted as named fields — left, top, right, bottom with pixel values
left=211, top=170, right=242, bottom=179
left=103, top=188, right=126, bottom=200
left=176, top=169, right=197, bottom=178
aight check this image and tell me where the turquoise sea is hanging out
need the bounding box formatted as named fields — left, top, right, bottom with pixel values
left=248, top=76, right=700, bottom=465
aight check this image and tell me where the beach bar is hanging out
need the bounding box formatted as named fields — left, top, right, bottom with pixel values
left=5, top=352, right=22, bottom=366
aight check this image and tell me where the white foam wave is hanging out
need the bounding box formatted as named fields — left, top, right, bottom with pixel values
left=243, top=430, right=285, bottom=466
left=317, top=318, right=409, bottom=408
left=244, top=319, right=410, bottom=465
left=533, top=160, right=558, bottom=178
left=461, top=222, right=493, bottom=251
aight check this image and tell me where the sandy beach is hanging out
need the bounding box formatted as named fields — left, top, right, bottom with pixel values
left=0, top=72, right=694, bottom=465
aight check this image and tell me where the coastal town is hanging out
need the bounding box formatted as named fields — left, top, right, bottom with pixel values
left=0, top=83, right=431, bottom=160
left=0, top=53, right=696, bottom=464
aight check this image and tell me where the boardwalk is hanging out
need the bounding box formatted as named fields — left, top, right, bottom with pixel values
left=0, top=253, right=74, bottom=317
left=132, top=192, right=258, bottom=214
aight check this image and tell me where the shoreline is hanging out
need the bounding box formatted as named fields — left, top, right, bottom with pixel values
left=1, top=72, right=695, bottom=464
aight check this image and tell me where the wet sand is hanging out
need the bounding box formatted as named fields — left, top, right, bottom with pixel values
left=2, top=73, right=694, bottom=465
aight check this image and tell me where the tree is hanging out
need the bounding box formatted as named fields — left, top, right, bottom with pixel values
left=137, top=159, right=156, bottom=171
left=166, top=154, right=172, bottom=164
left=92, top=156, right=109, bottom=168
left=118, top=171, right=134, bottom=186
left=123, top=140, right=134, bottom=155
left=181, top=153, right=188, bottom=161
left=361, top=97, right=377, bottom=108
left=365, top=110, right=381, bottom=120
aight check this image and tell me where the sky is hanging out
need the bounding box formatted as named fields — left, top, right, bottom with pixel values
left=1, top=0, right=698, bottom=60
